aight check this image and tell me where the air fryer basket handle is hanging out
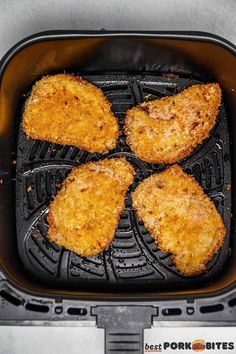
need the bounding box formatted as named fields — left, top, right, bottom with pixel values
left=92, top=306, right=157, bottom=354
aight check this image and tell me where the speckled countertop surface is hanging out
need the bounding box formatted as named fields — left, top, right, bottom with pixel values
left=0, top=0, right=235, bottom=353
left=0, top=0, right=235, bottom=58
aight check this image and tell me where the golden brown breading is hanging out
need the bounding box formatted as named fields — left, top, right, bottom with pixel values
left=132, top=165, right=226, bottom=276
left=48, top=158, right=135, bottom=257
left=125, top=83, right=221, bottom=164
left=23, top=74, right=119, bottom=153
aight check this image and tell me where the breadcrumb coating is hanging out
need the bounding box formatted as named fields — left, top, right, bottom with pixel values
left=132, top=165, right=226, bottom=276
left=125, top=83, right=221, bottom=163
left=48, top=158, right=135, bottom=256
left=23, top=74, right=119, bottom=153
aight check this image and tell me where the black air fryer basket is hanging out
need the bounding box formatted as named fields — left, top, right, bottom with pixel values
left=0, top=31, right=236, bottom=353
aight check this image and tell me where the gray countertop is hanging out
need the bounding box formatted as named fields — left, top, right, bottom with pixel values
left=0, top=0, right=236, bottom=59
left=0, top=0, right=235, bottom=353
left=0, top=325, right=104, bottom=354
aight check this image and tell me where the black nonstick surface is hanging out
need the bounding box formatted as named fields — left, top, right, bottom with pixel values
left=16, top=74, right=231, bottom=290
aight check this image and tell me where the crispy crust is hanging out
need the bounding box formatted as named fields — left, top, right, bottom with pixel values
left=23, top=74, right=119, bottom=153
left=48, top=157, right=135, bottom=257
left=125, top=83, right=221, bottom=164
left=132, top=165, right=226, bottom=276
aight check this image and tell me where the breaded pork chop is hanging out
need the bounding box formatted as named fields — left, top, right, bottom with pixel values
left=48, top=158, right=134, bottom=257
left=132, top=165, right=226, bottom=276
left=125, top=83, right=221, bottom=164
left=23, top=74, right=119, bottom=153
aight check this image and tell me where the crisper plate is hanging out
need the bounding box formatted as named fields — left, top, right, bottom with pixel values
left=16, top=74, right=231, bottom=289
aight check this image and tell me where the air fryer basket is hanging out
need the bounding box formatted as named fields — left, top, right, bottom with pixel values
left=16, top=74, right=231, bottom=290
left=0, top=31, right=236, bottom=305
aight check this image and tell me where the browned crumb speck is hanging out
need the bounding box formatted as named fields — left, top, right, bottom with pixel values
left=27, top=186, right=32, bottom=192
left=125, top=83, right=222, bottom=164
left=22, top=74, right=119, bottom=154
left=132, top=165, right=226, bottom=276
left=162, top=73, right=180, bottom=79
left=48, top=157, right=135, bottom=257
left=0, top=179, right=3, bottom=184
